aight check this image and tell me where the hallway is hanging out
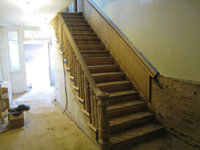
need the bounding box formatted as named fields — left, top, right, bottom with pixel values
left=0, top=87, right=99, bottom=150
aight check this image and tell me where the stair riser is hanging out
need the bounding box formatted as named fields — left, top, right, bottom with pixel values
left=67, top=25, right=91, bottom=29
left=93, top=75, right=125, bottom=83
left=107, top=104, right=146, bottom=118
left=89, top=66, right=119, bottom=73
left=99, top=84, right=132, bottom=93
left=78, top=46, right=105, bottom=50
left=85, top=59, right=114, bottom=66
left=72, top=35, right=98, bottom=39
left=110, top=116, right=155, bottom=134
left=75, top=40, right=101, bottom=44
left=111, top=128, right=164, bottom=150
left=108, top=94, right=139, bottom=104
left=70, top=30, right=95, bottom=34
left=81, top=53, right=109, bottom=57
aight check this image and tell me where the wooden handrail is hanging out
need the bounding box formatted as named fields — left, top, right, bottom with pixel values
left=86, top=0, right=158, bottom=78
left=57, top=13, right=109, bottom=99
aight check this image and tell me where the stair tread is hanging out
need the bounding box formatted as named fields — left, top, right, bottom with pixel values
left=80, top=50, right=109, bottom=53
left=97, top=81, right=132, bottom=87
left=109, top=90, right=138, bottom=97
left=66, top=20, right=87, bottom=22
left=62, top=12, right=83, bottom=15
left=71, top=33, right=97, bottom=35
left=70, top=28, right=93, bottom=31
left=110, top=123, right=164, bottom=145
left=92, top=72, right=125, bottom=77
left=74, top=38, right=101, bottom=41
left=107, top=100, right=146, bottom=111
left=68, top=24, right=90, bottom=26
left=77, top=44, right=104, bottom=46
left=88, top=64, right=119, bottom=68
left=109, top=111, right=154, bottom=127
left=84, top=57, right=114, bottom=60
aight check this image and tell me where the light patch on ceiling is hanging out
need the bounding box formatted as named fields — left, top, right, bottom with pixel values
left=0, top=0, right=74, bottom=27
left=11, top=0, right=49, bottom=13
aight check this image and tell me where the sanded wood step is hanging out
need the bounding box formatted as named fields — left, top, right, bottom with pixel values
left=66, top=20, right=88, bottom=25
left=88, top=64, right=119, bottom=73
left=71, top=33, right=98, bottom=39
left=92, top=72, right=125, bottom=83
left=64, top=18, right=86, bottom=21
left=97, top=81, right=132, bottom=93
left=80, top=50, right=109, bottom=57
left=84, top=57, right=114, bottom=66
left=107, top=100, right=146, bottom=118
left=67, top=24, right=91, bottom=29
left=108, top=90, right=139, bottom=103
left=75, top=38, right=101, bottom=44
left=77, top=44, right=105, bottom=50
left=63, top=15, right=85, bottom=19
left=110, top=123, right=164, bottom=150
left=62, top=13, right=83, bottom=16
left=109, top=111, right=154, bottom=133
left=69, top=28, right=95, bottom=33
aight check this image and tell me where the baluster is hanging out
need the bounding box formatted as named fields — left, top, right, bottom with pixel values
left=87, top=81, right=91, bottom=114
left=81, top=70, right=85, bottom=102
left=75, top=58, right=78, bottom=87
left=68, top=45, right=71, bottom=68
left=94, top=94, right=99, bottom=129
left=84, top=75, right=87, bottom=111
left=79, top=64, right=82, bottom=98
left=94, top=94, right=98, bottom=128
left=67, top=40, right=70, bottom=67
left=90, top=89, right=95, bottom=126
left=77, top=62, right=80, bottom=89
left=73, top=53, right=77, bottom=84
left=71, top=51, right=74, bottom=77
left=80, top=68, right=83, bottom=99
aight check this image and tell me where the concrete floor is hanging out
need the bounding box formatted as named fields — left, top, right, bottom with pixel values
left=0, top=86, right=198, bottom=150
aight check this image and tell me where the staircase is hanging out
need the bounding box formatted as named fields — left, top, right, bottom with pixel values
left=58, top=13, right=164, bottom=150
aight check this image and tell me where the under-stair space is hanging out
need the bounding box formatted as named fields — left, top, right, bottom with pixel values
left=53, top=13, right=164, bottom=150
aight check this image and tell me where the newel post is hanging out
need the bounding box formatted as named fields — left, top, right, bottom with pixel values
left=98, top=92, right=111, bottom=150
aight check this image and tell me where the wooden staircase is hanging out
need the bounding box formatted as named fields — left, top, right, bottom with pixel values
left=60, top=13, right=164, bottom=150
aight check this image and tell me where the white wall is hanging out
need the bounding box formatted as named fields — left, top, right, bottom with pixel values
left=91, top=0, right=200, bottom=82
left=0, top=27, right=3, bottom=81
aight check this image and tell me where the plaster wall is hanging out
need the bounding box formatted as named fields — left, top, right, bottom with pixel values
left=52, top=41, right=91, bottom=138
left=91, top=0, right=200, bottom=82
left=0, top=27, right=3, bottom=81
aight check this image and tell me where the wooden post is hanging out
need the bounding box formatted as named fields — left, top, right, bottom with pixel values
left=98, top=93, right=111, bottom=150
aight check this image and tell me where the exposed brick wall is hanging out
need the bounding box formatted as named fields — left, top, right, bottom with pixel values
left=151, top=75, right=200, bottom=146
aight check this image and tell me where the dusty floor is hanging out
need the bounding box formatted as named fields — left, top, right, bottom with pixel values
left=0, top=86, right=199, bottom=150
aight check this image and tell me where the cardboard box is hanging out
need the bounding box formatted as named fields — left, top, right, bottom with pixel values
left=8, top=109, right=24, bottom=128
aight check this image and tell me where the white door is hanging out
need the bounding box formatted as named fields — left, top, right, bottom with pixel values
left=5, top=29, right=27, bottom=93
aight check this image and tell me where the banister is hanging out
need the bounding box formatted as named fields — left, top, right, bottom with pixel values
left=57, top=13, right=109, bottom=99
left=85, top=0, right=158, bottom=78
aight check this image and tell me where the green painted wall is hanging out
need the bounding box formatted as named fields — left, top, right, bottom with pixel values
left=92, top=0, right=200, bottom=82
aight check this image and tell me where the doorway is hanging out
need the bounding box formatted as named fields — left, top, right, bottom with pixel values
left=24, top=41, right=50, bottom=91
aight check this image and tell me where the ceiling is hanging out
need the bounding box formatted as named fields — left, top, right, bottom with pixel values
left=0, top=0, right=74, bottom=27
